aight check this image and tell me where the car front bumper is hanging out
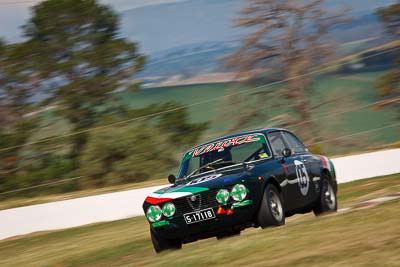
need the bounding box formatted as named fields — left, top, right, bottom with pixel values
left=150, top=201, right=256, bottom=241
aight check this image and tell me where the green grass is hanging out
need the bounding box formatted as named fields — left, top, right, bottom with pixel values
left=338, top=174, right=400, bottom=207
left=0, top=173, right=399, bottom=267
left=117, top=71, right=400, bottom=152
left=118, top=82, right=245, bottom=138
left=26, top=42, right=400, bottom=161
left=19, top=51, right=399, bottom=207
left=36, top=71, right=400, bottom=154
left=119, top=71, right=400, bottom=156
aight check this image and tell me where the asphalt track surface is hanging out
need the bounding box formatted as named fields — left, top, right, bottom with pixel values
left=0, top=148, right=399, bottom=240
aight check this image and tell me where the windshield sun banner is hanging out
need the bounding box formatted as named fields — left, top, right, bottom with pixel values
left=183, top=133, right=267, bottom=161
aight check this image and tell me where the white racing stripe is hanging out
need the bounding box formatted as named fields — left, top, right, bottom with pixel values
left=312, top=177, right=321, bottom=182
left=280, top=178, right=299, bottom=187
left=280, top=177, right=320, bottom=187
left=148, top=192, right=192, bottom=199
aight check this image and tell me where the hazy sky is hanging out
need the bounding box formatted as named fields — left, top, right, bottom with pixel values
left=0, top=0, right=186, bottom=11
left=0, top=0, right=186, bottom=42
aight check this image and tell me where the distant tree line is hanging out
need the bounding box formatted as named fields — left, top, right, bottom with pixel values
left=225, top=0, right=348, bottom=144
left=225, top=0, right=398, bottom=148
left=1, top=0, right=398, bottom=199
left=0, top=0, right=207, bottom=198
left=375, top=1, right=400, bottom=113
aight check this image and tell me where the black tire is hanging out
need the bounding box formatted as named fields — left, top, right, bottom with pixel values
left=257, top=183, right=285, bottom=228
left=313, top=173, right=337, bottom=216
left=150, top=228, right=182, bottom=253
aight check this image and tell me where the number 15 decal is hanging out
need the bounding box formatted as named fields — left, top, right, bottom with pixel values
left=294, top=160, right=309, bottom=196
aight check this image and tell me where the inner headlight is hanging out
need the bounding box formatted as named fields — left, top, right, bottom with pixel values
left=231, top=184, right=248, bottom=201
left=146, top=205, right=162, bottom=222
left=162, top=202, right=176, bottom=217
left=216, top=189, right=230, bottom=204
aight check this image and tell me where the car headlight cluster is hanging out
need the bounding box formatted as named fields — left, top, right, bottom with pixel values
left=216, top=189, right=230, bottom=204
left=216, top=184, right=248, bottom=204
left=162, top=202, right=176, bottom=217
left=146, top=202, right=176, bottom=222
left=231, top=184, right=248, bottom=201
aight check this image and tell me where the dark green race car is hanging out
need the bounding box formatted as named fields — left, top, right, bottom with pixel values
left=143, top=128, right=337, bottom=253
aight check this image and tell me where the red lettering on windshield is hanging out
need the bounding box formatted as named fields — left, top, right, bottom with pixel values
left=188, top=134, right=263, bottom=158
left=192, top=146, right=205, bottom=157
left=243, top=134, right=260, bottom=143
left=212, top=141, right=224, bottom=151
left=202, top=143, right=215, bottom=154
left=221, top=139, right=231, bottom=149
left=229, top=137, right=241, bottom=146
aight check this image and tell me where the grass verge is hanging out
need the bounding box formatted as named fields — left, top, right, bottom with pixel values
left=0, top=173, right=399, bottom=266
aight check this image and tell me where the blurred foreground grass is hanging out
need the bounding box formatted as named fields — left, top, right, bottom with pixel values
left=0, top=173, right=399, bottom=266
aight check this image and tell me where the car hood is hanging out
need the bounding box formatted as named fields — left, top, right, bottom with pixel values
left=145, top=171, right=247, bottom=203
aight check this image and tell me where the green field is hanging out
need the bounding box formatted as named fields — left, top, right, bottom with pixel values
left=118, top=71, right=399, bottom=152
left=12, top=69, right=398, bottom=204
left=33, top=70, right=399, bottom=156
left=1, top=174, right=399, bottom=267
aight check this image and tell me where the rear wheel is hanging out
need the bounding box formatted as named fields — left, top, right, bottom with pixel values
left=313, top=174, right=337, bottom=216
left=257, top=183, right=285, bottom=228
left=150, top=228, right=182, bottom=253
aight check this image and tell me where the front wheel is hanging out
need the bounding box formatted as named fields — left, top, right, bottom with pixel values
left=313, top=174, right=337, bottom=216
left=257, top=183, right=285, bottom=228
left=150, top=228, right=182, bottom=253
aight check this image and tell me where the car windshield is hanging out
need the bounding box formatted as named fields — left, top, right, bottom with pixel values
left=178, top=133, right=270, bottom=179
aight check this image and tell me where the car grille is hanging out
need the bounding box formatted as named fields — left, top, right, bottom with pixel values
left=174, top=189, right=219, bottom=216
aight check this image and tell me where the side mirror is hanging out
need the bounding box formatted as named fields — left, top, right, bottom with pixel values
left=168, top=174, right=176, bottom=184
left=282, top=148, right=292, bottom=158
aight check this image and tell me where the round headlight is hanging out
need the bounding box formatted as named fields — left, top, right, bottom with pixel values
left=216, top=189, right=230, bottom=204
left=146, top=205, right=162, bottom=222
left=231, top=184, right=248, bottom=201
left=162, top=202, right=176, bottom=217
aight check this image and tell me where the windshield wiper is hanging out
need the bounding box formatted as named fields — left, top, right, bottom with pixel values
left=186, top=159, right=241, bottom=179
left=186, top=159, right=222, bottom=179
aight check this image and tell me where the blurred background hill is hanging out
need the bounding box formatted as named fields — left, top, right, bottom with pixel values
left=0, top=0, right=398, bottom=200
left=0, top=2, right=399, bottom=266
left=1, top=0, right=398, bottom=80
left=123, top=0, right=397, bottom=80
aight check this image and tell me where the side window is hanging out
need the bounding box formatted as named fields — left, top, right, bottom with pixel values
left=187, top=156, right=200, bottom=175
left=282, top=132, right=307, bottom=154
left=267, top=131, right=287, bottom=157
left=230, top=142, right=270, bottom=162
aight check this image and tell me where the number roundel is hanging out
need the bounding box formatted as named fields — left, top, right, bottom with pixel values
left=294, top=160, right=309, bottom=196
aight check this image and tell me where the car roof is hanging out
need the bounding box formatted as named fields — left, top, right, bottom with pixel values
left=190, top=127, right=289, bottom=150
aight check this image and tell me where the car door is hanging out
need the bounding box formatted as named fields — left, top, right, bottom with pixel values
left=281, top=131, right=318, bottom=207
left=266, top=131, right=299, bottom=211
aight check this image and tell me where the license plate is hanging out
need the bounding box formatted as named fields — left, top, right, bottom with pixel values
left=184, top=208, right=215, bottom=224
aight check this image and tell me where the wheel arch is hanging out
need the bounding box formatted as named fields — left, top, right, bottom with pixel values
left=260, top=176, right=282, bottom=198
left=264, top=176, right=282, bottom=193
left=320, top=168, right=338, bottom=193
left=321, top=167, right=330, bottom=177
left=256, top=175, right=286, bottom=227
left=253, top=176, right=284, bottom=215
